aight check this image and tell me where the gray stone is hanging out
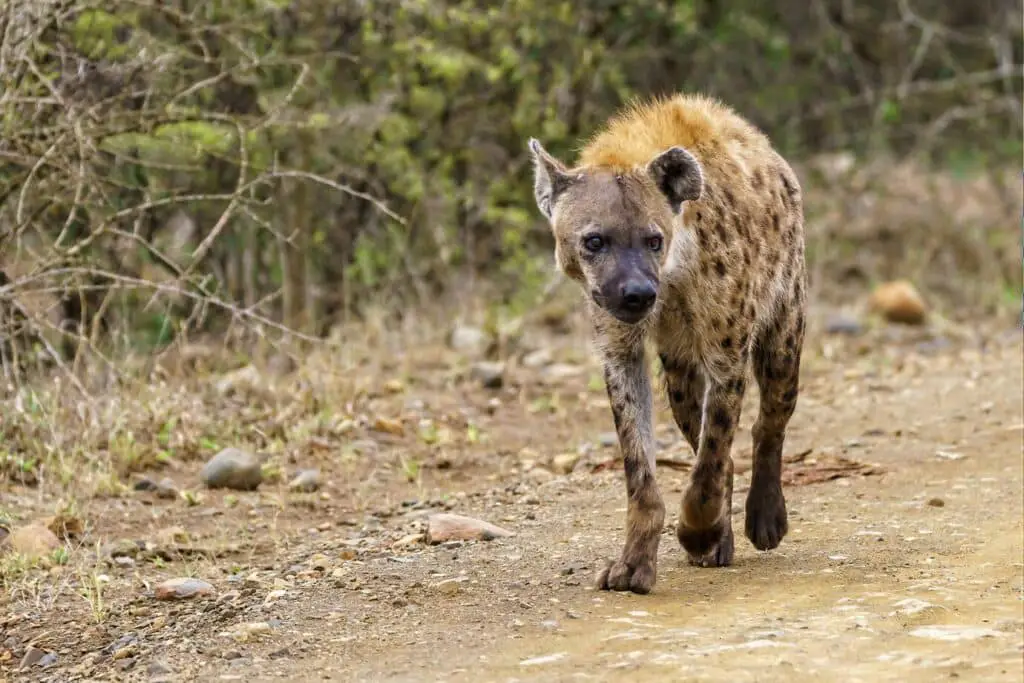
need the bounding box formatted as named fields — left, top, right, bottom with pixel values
left=288, top=469, right=320, bottom=493
left=200, top=448, right=262, bottom=491
left=471, top=361, right=505, bottom=389
left=449, top=325, right=488, bottom=357
left=825, top=313, right=863, bottom=336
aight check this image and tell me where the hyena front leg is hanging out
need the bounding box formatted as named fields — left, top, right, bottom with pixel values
left=596, top=346, right=666, bottom=595
left=676, top=359, right=748, bottom=568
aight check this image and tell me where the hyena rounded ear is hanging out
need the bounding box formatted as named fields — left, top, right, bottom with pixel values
left=647, top=146, right=704, bottom=214
left=528, top=138, right=574, bottom=220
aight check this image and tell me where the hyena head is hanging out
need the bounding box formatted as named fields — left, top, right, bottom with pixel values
left=527, top=139, right=704, bottom=325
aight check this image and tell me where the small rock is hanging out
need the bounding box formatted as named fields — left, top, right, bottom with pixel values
left=200, top=448, right=263, bottom=491
left=155, top=478, right=178, bottom=499
left=449, top=325, right=488, bottom=357
left=19, top=645, right=48, bottom=669
left=226, top=621, right=273, bottom=642
left=288, top=469, right=320, bottom=493
left=522, top=348, right=553, bottom=369
left=371, top=416, right=405, bottom=436
left=392, top=533, right=425, bottom=549
left=148, top=660, right=174, bottom=677
left=154, top=577, right=215, bottom=601
left=927, top=497, right=945, bottom=508
left=825, top=313, right=863, bottom=336
left=426, top=513, right=515, bottom=544
left=432, top=577, right=466, bottom=595
left=541, top=363, right=583, bottom=383
left=868, top=280, right=928, bottom=325
left=6, top=524, right=61, bottom=559
left=38, top=652, right=58, bottom=668
left=551, top=453, right=581, bottom=475
left=112, top=645, right=137, bottom=660
left=471, top=361, right=506, bottom=389
left=525, top=466, right=555, bottom=485
left=134, top=477, right=159, bottom=492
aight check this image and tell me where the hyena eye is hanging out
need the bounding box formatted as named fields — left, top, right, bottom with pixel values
left=583, top=235, right=605, bottom=252
left=647, top=236, right=663, bottom=252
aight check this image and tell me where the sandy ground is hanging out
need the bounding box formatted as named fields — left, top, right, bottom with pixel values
left=1, top=317, right=1022, bottom=683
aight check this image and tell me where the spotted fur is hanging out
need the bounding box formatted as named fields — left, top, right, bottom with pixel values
left=529, top=93, right=807, bottom=594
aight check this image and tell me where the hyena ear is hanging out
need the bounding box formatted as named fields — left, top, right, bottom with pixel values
left=528, top=138, right=574, bottom=220
left=647, top=147, right=703, bottom=214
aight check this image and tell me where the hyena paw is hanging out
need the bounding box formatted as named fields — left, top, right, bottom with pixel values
left=745, top=482, right=788, bottom=551
left=596, top=554, right=658, bottom=595
left=678, top=515, right=734, bottom=568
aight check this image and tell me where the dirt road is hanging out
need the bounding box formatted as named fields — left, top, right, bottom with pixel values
left=2, top=319, right=1022, bottom=683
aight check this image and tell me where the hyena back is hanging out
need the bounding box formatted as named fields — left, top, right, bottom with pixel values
left=528, top=93, right=807, bottom=594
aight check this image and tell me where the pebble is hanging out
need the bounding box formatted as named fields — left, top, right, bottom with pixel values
left=541, top=363, right=583, bottom=383
left=927, top=497, right=945, bottom=507
left=154, top=577, right=215, bottom=600
left=200, top=448, right=263, bottom=491
left=825, top=313, right=863, bottom=336
left=225, top=621, right=273, bottom=642
left=449, top=325, right=488, bottom=357
left=392, top=533, right=425, bottom=549
left=5, top=523, right=61, bottom=558
left=372, top=416, right=405, bottom=436
left=470, top=361, right=506, bottom=389
left=426, top=513, right=515, bottom=544
left=155, top=478, right=179, bottom=499
left=148, top=661, right=174, bottom=676
left=19, top=646, right=48, bottom=668
left=868, top=280, right=928, bottom=325
left=522, top=348, right=553, bottom=368
left=288, top=469, right=320, bottom=493
left=551, top=453, right=581, bottom=475
left=432, top=577, right=466, bottom=595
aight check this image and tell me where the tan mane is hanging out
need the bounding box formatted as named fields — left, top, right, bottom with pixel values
left=576, top=93, right=765, bottom=171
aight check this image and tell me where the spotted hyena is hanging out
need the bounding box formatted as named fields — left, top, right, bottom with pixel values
left=528, top=93, right=807, bottom=594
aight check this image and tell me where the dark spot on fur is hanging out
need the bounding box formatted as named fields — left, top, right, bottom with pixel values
left=782, top=386, right=798, bottom=403
left=715, top=260, right=726, bottom=277
left=716, top=222, right=728, bottom=243
left=723, top=187, right=735, bottom=208
left=780, top=171, right=797, bottom=199
left=743, top=250, right=752, bottom=266
left=686, top=366, right=697, bottom=382
left=712, top=407, right=732, bottom=431
left=721, top=336, right=733, bottom=349
left=771, top=213, right=780, bottom=232
left=624, top=393, right=634, bottom=405
left=672, top=390, right=684, bottom=403
left=728, top=378, right=744, bottom=394
left=696, top=211, right=703, bottom=222
left=705, top=436, right=719, bottom=454
left=752, top=170, right=764, bottom=189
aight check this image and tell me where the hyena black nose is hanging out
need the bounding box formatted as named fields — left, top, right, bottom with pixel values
left=621, top=281, right=657, bottom=312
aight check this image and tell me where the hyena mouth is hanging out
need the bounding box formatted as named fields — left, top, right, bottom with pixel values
left=591, top=291, right=654, bottom=325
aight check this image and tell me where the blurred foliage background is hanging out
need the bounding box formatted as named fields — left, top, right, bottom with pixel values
left=1, top=0, right=1021, bottom=374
